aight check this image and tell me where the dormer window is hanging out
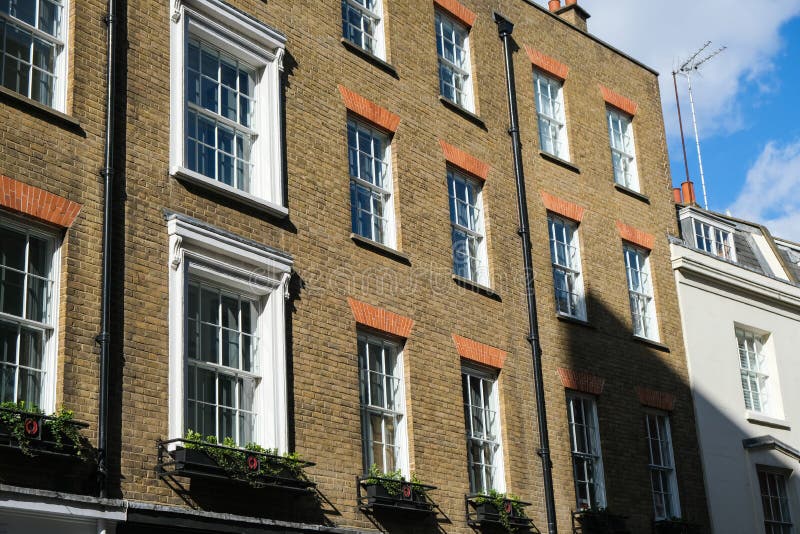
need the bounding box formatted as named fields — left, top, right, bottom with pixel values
left=693, top=219, right=736, bottom=261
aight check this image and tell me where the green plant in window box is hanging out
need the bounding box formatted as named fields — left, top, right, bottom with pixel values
left=654, top=517, right=698, bottom=534
left=472, top=489, right=529, bottom=533
left=183, top=430, right=307, bottom=486
left=362, top=463, right=429, bottom=501
left=0, top=401, right=88, bottom=458
left=573, top=507, right=630, bottom=534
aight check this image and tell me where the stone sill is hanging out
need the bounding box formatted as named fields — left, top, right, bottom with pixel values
left=746, top=411, right=791, bottom=430
left=556, top=313, right=593, bottom=328
left=0, top=85, right=83, bottom=134
left=439, top=96, right=486, bottom=129
left=340, top=39, right=399, bottom=78
left=452, top=274, right=500, bottom=301
left=632, top=334, right=670, bottom=352
left=539, top=151, right=580, bottom=174
left=350, top=233, right=411, bottom=265
left=615, top=183, right=651, bottom=204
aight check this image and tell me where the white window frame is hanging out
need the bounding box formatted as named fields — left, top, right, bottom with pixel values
left=358, top=332, right=408, bottom=476
left=693, top=219, right=736, bottom=261
left=434, top=9, right=473, bottom=112
left=607, top=108, right=639, bottom=191
left=167, top=213, right=292, bottom=452
left=534, top=71, right=569, bottom=161
left=566, top=393, right=606, bottom=510
left=758, top=468, right=794, bottom=534
left=624, top=243, right=659, bottom=341
left=737, top=327, right=771, bottom=415
left=0, top=214, right=60, bottom=414
left=348, top=117, right=396, bottom=248
left=341, top=0, right=385, bottom=59
left=169, top=0, right=286, bottom=216
left=0, top=0, right=69, bottom=111
left=645, top=411, right=680, bottom=520
left=548, top=214, right=585, bottom=320
left=448, top=169, right=488, bottom=286
left=462, top=364, right=505, bottom=495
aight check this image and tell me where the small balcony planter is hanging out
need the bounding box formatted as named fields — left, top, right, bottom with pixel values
left=653, top=518, right=700, bottom=534
left=572, top=509, right=631, bottom=534
left=466, top=491, right=538, bottom=533
left=357, top=465, right=436, bottom=514
left=0, top=402, right=89, bottom=458
left=156, top=431, right=315, bottom=492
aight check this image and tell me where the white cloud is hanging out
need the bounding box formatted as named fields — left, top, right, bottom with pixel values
left=729, top=140, right=800, bottom=241
left=543, top=0, right=800, bottom=139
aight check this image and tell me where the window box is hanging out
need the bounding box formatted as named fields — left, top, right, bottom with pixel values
left=653, top=519, right=700, bottom=534
left=0, top=404, right=89, bottom=458
left=466, top=493, right=537, bottom=533
left=357, top=475, right=436, bottom=514
left=156, top=438, right=315, bottom=492
left=571, top=509, right=630, bottom=534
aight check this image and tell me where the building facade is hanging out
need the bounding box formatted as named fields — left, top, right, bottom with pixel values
left=0, top=0, right=708, bottom=533
left=671, top=188, right=800, bottom=534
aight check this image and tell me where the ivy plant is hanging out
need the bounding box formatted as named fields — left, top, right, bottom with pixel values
left=473, top=489, right=527, bottom=533
left=0, top=401, right=87, bottom=458
left=183, top=430, right=306, bottom=486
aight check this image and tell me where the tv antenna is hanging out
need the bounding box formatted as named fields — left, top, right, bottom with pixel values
left=674, top=41, right=726, bottom=209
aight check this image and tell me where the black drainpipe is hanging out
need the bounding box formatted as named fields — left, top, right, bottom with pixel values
left=97, top=0, right=117, bottom=499
left=493, top=12, right=558, bottom=534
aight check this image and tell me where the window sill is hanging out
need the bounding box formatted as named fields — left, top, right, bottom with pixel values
left=172, top=167, right=289, bottom=219
left=452, top=274, right=501, bottom=301
left=439, top=96, right=486, bottom=130
left=746, top=411, right=791, bottom=430
left=350, top=233, right=411, bottom=265
left=340, top=38, right=399, bottom=78
left=539, top=151, right=580, bottom=174
left=631, top=334, right=670, bottom=352
left=556, top=313, right=593, bottom=328
left=614, top=183, right=650, bottom=204
left=0, top=85, right=84, bottom=134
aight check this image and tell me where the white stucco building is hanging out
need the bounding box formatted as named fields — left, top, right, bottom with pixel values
left=671, top=200, right=800, bottom=534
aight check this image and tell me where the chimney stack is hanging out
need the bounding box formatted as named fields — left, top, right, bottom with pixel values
left=554, top=0, right=591, bottom=33
left=673, top=187, right=683, bottom=204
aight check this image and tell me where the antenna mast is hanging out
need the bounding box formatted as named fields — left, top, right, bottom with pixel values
left=677, top=41, right=726, bottom=209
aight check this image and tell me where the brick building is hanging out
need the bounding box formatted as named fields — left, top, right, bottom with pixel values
left=0, top=0, right=709, bottom=533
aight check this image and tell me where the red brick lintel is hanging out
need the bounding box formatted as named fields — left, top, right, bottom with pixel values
left=452, top=334, right=506, bottom=369
left=338, top=85, right=400, bottom=133
left=0, top=174, right=82, bottom=228
left=439, top=140, right=490, bottom=181
left=600, top=85, right=638, bottom=116
left=524, top=46, right=569, bottom=80
left=636, top=387, right=676, bottom=411
left=433, top=0, right=477, bottom=28
left=347, top=298, right=414, bottom=338
left=616, top=221, right=655, bottom=250
left=557, top=368, right=604, bottom=395
left=540, top=191, right=585, bottom=222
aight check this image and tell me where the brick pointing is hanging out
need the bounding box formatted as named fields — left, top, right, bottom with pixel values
left=439, top=140, right=490, bottom=181
left=347, top=298, right=414, bottom=338
left=636, top=387, right=676, bottom=411
left=616, top=220, right=655, bottom=250
left=0, top=174, right=82, bottom=228
left=540, top=190, right=585, bottom=222
left=337, top=85, right=400, bottom=133
left=433, top=0, right=477, bottom=27
left=452, top=334, right=507, bottom=369
left=600, top=84, right=638, bottom=116
left=524, top=46, right=569, bottom=80
left=557, top=367, right=605, bottom=395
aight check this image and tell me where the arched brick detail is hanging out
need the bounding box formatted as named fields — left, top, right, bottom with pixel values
left=347, top=298, right=414, bottom=338
left=0, top=175, right=82, bottom=228
left=439, top=140, right=489, bottom=181
left=524, top=46, right=569, bottom=80
left=452, top=334, right=506, bottom=369
left=599, top=85, right=638, bottom=116
left=433, top=0, right=476, bottom=27
left=616, top=221, right=655, bottom=250
left=636, top=387, right=675, bottom=411
left=557, top=368, right=604, bottom=395
left=338, top=85, right=400, bottom=133
left=540, top=191, right=585, bottom=222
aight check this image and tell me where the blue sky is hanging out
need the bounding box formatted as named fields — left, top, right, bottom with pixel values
left=537, top=0, right=800, bottom=241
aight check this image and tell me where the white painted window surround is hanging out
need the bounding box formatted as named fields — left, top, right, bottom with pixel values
left=169, top=0, right=287, bottom=217
left=167, top=213, right=292, bottom=452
